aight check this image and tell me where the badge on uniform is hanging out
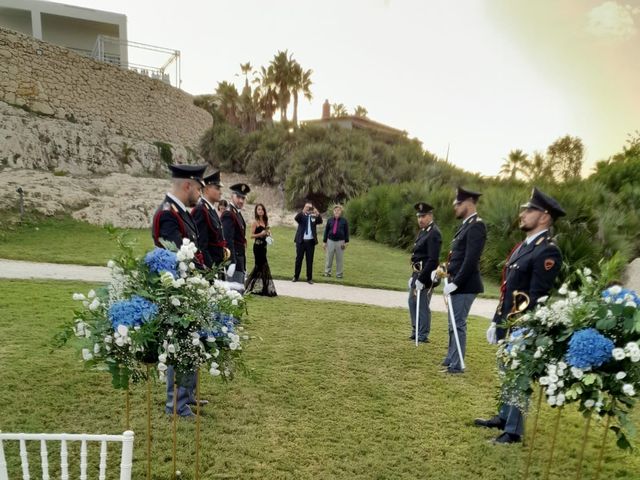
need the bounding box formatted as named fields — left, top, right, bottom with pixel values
left=544, top=259, right=555, bottom=271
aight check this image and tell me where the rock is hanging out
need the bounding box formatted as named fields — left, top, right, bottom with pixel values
left=624, top=258, right=640, bottom=293
left=30, top=101, right=54, bottom=115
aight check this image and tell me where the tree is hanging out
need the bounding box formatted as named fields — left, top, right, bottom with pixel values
left=547, top=135, right=584, bottom=182
left=290, top=62, right=313, bottom=127
left=499, top=149, right=528, bottom=180
left=213, top=81, right=240, bottom=126
left=354, top=105, right=368, bottom=117
left=269, top=50, right=295, bottom=123
left=255, top=66, right=278, bottom=125
left=331, top=103, right=348, bottom=117
left=521, top=151, right=554, bottom=183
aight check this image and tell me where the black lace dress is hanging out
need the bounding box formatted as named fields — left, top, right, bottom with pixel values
left=245, top=225, right=277, bottom=296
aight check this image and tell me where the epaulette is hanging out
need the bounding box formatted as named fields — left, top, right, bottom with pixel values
left=161, top=202, right=172, bottom=211
left=535, top=236, right=545, bottom=246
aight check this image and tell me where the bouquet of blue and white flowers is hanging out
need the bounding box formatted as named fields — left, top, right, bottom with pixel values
left=61, top=238, right=248, bottom=389
left=498, top=264, right=640, bottom=450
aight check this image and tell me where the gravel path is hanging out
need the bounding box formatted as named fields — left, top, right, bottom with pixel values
left=0, top=259, right=498, bottom=319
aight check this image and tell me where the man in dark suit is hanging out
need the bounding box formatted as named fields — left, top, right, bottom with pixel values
left=191, top=171, right=229, bottom=271
left=151, top=163, right=206, bottom=418
left=221, top=183, right=250, bottom=284
left=408, top=202, right=442, bottom=343
left=293, top=200, right=323, bottom=284
left=475, top=187, right=565, bottom=444
left=322, top=204, right=350, bottom=278
left=440, top=187, right=487, bottom=374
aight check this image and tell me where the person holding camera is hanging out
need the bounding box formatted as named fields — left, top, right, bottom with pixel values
left=293, top=201, right=323, bottom=284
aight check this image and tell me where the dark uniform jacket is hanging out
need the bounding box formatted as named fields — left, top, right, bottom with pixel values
left=221, top=203, right=247, bottom=269
left=152, top=195, right=199, bottom=250
left=494, top=232, right=562, bottom=340
left=446, top=213, right=487, bottom=295
left=294, top=212, right=323, bottom=244
left=191, top=198, right=226, bottom=268
left=411, top=222, right=442, bottom=288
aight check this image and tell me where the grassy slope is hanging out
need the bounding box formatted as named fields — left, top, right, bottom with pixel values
left=0, top=279, right=637, bottom=479
left=0, top=214, right=501, bottom=297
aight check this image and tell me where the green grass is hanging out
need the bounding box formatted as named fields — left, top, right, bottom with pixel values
left=0, top=213, right=501, bottom=297
left=0, top=279, right=638, bottom=479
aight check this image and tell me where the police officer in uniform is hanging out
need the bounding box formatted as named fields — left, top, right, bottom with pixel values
left=222, top=183, right=251, bottom=284
left=151, top=164, right=207, bottom=418
left=191, top=171, right=230, bottom=271
left=440, top=187, right=487, bottom=374
left=408, top=202, right=442, bottom=343
left=475, top=187, right=565, bottom=444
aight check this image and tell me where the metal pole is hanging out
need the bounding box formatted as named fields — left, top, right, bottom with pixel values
left=443, top=278, right=465, bottom=370
left=415, top=287, right=421, bottom=347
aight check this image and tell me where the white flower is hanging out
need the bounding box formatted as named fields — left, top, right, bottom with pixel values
left=584, top=399, right=595, bottom=408
left=568, top=291, right=578, bottom=299
left=222, top=326, right=228, bottom=333
left=87, top=289, right=96, bottom=299
left=88, top=298, right=100, bottom=311
left=583, top=267, right=592, bottom=276
left=537, top=295, right=549, bottom=304
left=81, top=348, right=93, bottom=361
left=625, top=342, right=639, bottom=353
left=171, top=297, right=181, bottom=307
left=213, top=349, right=220, bottom=358
left=511, top=360, right=520, bottom=369
left=157, top=363, right=168, bottom=372
left=622, top=384, right=636, bottom=396
left=167, top=329, right=173, bottom=337
left=631, top=353, right=640, bottom=363
left=229, top=342, right=239, bottom=350
left=612, top=348, right=626, bottom=361
left=616, top=371, right=627, bottom=380
left=189, top=262, right=196, bottom=270
left=192, top=338, right=200, bottom=346
left=558, top=361, right=567, bottom=370
left=585, top=276, right=593, bottom=284
left=547, top=396, right=557, bottom=406
left=104, top=335, right=112, bottom=344
left=107, top=260, right=115, bottom=268
left=172, top=278, right=186, bottom=288
left=72, top=293, right=86, bottom=301
left=558, top=284, right=568, bottom=295
left=210, top=368, right=221, bottom=377
left=549, top=374, right=559, bottom=383
left=556, top=393, right=566, bottom=405
left=93, top=343, right=100, bottom=354
left=571, top=367, right=584, bottom=379
left=115, top=337, right=125, bottom=347
left=608, top=285, right=622, bottom=295
left=547, top=364, right=557, bottom=374
left=158, top=354, right=167, bottom=363
left=182, top=238, right=190, bottom=246
left=74, top=321, right=86, bottom=337
left=179, top=262, right=188, bottom=272
left=167, top=344, right=176, bottom=354
left=625, top=301, right=637, bottom=308
left=117, top=325, right=129, bottom=337
left=231, top=299, right=238, bottom=306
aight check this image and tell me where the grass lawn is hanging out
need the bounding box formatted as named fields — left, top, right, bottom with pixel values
left=0, top=213, right=501, bottom=297
left=1, top=279, right=638, bottom=479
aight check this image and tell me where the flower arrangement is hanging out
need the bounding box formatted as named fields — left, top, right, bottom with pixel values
left=60, top=238, right=248, bottom=389
left=498, top=265, right=640, bottom=449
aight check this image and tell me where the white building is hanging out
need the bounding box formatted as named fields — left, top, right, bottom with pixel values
left=0, top=0, right=127, bottom=65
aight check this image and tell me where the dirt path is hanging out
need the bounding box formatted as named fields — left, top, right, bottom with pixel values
left=0, top=258, right=498, bottom=319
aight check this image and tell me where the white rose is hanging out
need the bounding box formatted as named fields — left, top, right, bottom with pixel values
left=157, top=363, right=168, bottom=372
left=537, top=296, right=549, bottom=304
left=547, top=396, right=557, bottom=406
left=584, top=399, right=595, bottom=408
left=549, top=374, right=559, bottom=383
left=585, top=276, right=593, bottom=284
left=232, top=299, right=239, bottom=306
left=93, top=343, right=100, bottom=354
left=539, top=376, right=550, bottom=385
left=87, top=289, right=96, bottom=299
left=192, top=338, right=200, bottom=346
left=104, top=335, right=112, bottom=344
left=229, top=342, right=238, bottom=350
left=558, top=284, right=568, bottom=295
left=167, top=344, right=176, bottom=354
left=189, top=262, right=196, bottom=270
left=115, top=337, right=125, bottom=347
left=171, top=297, right=181, bottom=307
left=558, top=361, right=567, bottom=370
left=571, top=367, right=584, bottom=379
left=88, top=298, right=100, bottom=311
left=182, top=238, right=190, bottom=246
left=179, top=262, right=188, bottom=272
left=583, top=267, right=592, bottom=276
left=556, top=393, right=566, bottom=405
left=117, top=325, right=129, bottom=337
left=616, top=371, right=627, bottom=380
left=612, top=348, right=626, bottom=360
left=82, top=348, right=93, bottom=361
left=72, top=293, right=86, bottom=301
left=176, top=251, right=186, bottom=262
left=158, top=353, right=167, bottom=363
left=210, top=368, right=221, bottom=377
left=625, top=342, right=639, bottom=353
left=631, top=353, right=640, bottom=363
left=622, top=384, right=636, bottom=396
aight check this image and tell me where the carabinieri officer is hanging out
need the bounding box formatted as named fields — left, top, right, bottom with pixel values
left=408, top=202, right=442, bottom=343
left=475, top=187, right=565, bottom=444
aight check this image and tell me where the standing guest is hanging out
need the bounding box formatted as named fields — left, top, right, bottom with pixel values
left=408, top=202, right=442, bottom=343
left=322, top=204, right=350, bottom=278
left=218, top=199, right=229, bottom=218
left=245, top=204, right=277, bottom=296
left=440, top=187, right=487, bottom=375
left=475, top=188, right=565, bottom=444
left=222, top=183, right=250, bottom=284
left=191, top=171, right=229, bottom=271
left=293, top=201, right=323, bottom=284
left=151, top=163, right=207, bottom=418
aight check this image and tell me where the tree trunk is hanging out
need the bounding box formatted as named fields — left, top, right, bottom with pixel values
left=292, top=92, right=299, bottom=127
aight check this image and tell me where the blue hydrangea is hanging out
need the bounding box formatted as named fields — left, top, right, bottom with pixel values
left=108, top=296, right=158, bottom=329
left=505, top=328, right=527, bottom=354
left=601, top=286, right=639, bottom=306
left=144, top=248, right=178, bottom=277
left=566, top=328, right=614, bottom=369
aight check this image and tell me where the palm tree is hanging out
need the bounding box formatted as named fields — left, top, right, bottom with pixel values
left=499, top=149, right=528, bottom=180
left=354, top=105, right=368, bottom=117
left=255, top=65, right=278, bottom=125
left=214, top=81, right=240, bottom=126
left=522, top=151, right=554, bottom=183
left=331, top=103, right=348, bottom=117
left=290, top=62, right=313, bottom=126
left=269, top=50, right=295, bottom=123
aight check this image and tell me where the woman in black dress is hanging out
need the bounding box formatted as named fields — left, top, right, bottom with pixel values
left=245, top=203, right=277, bottom=296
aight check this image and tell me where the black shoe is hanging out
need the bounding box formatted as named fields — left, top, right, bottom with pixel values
left=292, top=277, right=298, bottom=282
left=440, top=367, right=464, bottom=375
left=323, top=273, right=331, bottom=277
left=474, top=416, right=505, bottom=430
left=441, top=360, right=450, bottom=367
left=409, top=334, right=416, bottom=340
left=188, top=399, right=209, bottom=407
left=418, top=337, right=430, bottom=343
left=493, top=432, right=521, bottom=444
left=336, top=275, right=343, bottom=279
left=307, top=280, right=314, bottom=284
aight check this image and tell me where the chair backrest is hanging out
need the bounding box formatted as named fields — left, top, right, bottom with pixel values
left=0, top=431, right=134, bottom=480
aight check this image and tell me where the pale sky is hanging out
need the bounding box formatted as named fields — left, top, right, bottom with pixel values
left=61, top=0, right=639, bottom=176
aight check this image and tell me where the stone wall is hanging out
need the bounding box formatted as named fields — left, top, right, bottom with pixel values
left=0, top=27, right=211, bottom=148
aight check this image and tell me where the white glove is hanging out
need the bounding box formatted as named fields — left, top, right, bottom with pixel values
left=486, top=322, right=497, bottom=344
left=443, top=282, right=458, bottom=296
left=226, top=263, right=236, bottom=278
left=415, top=279, right=425, bottom=290
left=430, top=270, right=438, bottom=282
left=407, top=277, right=414, bottom=289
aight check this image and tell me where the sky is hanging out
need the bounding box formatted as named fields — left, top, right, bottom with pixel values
left=58, top=0, right=639, bottom=176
